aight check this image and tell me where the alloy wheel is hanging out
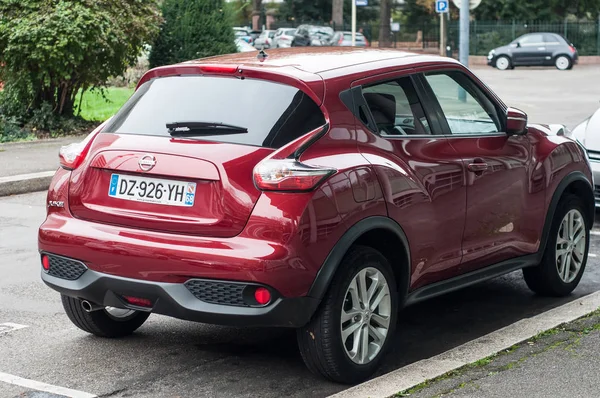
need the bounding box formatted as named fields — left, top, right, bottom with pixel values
left=496, top=57, right=510, bottom=70
left=340, top=267, right=391, bottom=365
left=556, top=56, right=570, bottom=70
left=105, top=307, right=137, bottom=320
left=556, top=209, right=586, bottom=283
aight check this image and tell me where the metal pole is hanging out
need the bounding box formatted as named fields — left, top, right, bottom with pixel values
left=459, top=0, right=469, bottom=66
left=351, top=0, right=356, bottom=46
left=440, top=12, right=446, bottom=56
left=598, top=14, right=600, bottom=56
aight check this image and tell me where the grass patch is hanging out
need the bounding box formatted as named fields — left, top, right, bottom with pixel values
left=75, top=87, right=134, bottom=121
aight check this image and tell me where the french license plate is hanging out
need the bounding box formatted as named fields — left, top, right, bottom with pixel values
left=108, top=174, right=196, bottom=207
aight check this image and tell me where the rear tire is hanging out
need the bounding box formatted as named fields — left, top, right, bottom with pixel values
left=61, top=295, right=150, bottom=338
left=297, top=246, right=399, bottom=383
left=523, top=194, right=589, bottom=296
left=555, top=55, right=571, bottom=70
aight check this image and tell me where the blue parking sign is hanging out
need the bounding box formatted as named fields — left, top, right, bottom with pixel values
left=435, top=0, right=449, bottom=13
left=355, top=0, right=368, bottom=6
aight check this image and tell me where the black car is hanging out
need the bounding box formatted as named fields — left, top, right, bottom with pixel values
left=487, top=32, right=578, bottom=70
left=292, top=25, right=334, bottom=47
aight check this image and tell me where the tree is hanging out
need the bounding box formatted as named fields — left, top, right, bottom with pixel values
left=332, top=0, right=344, bottom=28
left=474, top=0, right=600, bottom=20
left=379, top=0, right=392, bottom=46
left=149, top=0, right=236, bottom=68
left=0, top=0, right=161, bottom=117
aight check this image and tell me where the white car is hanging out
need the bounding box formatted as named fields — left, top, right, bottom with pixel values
left=254, top=30, right=276, bottom=49
left=235, top=38, right=257, bottom=52
left=273, top=28, right=297, bottom=48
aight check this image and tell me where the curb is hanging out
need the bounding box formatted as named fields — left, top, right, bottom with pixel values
left=0, top=171, right=54, bottom=197
left=328, top=291, right=600, bottom=398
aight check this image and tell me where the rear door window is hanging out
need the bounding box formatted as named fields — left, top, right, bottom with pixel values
left=104, top=75, right=325, bottom=148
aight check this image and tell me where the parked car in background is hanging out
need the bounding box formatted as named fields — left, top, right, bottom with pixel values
left=292, top=25, right=334, bottom=46
left=233, top=27, right=253, bottom=44
left=41, top=48, right=594, bottom=384
left=331, top=31, right=369, bottom=47
left=254, top=30, right=276, bottom=49
left=273, top=28, right=297, bottom=48
left=235, top=38, right=257, bottom=53
left=488, top=32, right=578, bottom=70
left=571, top=107, right=600, bottom=206
left=249, top=30, right=262, bottom=42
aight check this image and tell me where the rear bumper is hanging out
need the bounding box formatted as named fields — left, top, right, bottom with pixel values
left=42, top=268, right=319, bottom=327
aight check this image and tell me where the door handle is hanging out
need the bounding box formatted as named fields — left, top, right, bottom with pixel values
left=467, top=163, right=488, bottom=173
left=537, top=47, right=546, bottom=50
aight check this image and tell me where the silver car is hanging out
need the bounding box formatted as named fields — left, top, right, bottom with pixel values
left=330, top=31, right=369, bottom=47
left=254, top=30, right=276, bottom=49
left=571, top=108, right=600, bottom=205
left=273, top=28, right=297, bottom=48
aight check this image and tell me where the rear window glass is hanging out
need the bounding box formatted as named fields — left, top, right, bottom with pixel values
left=343, top=33, right=365, bottom=41
left=104, top=76, right=325, bottom=148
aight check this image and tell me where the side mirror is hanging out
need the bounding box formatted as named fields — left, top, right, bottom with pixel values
left=506, top=107, right=528, bottom=136
left=516, top=42, right=521, bottom=48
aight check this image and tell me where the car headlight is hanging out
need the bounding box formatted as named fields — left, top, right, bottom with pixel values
left=487, top=49, right=495, bottom=59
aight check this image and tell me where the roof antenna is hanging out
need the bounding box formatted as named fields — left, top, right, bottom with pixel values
left=257, top=50, right=268, bottom=62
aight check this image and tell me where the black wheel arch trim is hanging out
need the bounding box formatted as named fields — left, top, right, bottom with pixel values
left=307, top=216, right=411, bottom=300
left=539, top=171, right=594, bottom=256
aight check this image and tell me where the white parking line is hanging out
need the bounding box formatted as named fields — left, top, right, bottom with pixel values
left=590, top=253, right=598, bottom=258
left=329, top=291, right=600, bottom=398
left=0, top=372, right=97, bottom=398
left=590, top=230, right=600, bottom=236
left=0, top=323, right=28, bottom=334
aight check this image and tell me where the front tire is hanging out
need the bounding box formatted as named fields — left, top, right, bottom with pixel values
left=523, top=194, right=589, bottom=296
left=61, top=295, right=150, bottom=338
left=297, top=246, right=399, bottom=383
left=495, top=56, right=511, bottom=70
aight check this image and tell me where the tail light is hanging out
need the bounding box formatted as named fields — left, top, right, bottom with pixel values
left=365, top=38, right=370, bottom=47
left=254, top=159, right=335, bottom=191
left=59, top=119, right=109, bottom=170
left=569, top=45, right=576, bottom=53
left=338, top=36, right=344, bottom=45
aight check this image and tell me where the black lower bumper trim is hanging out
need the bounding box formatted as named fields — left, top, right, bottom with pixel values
left=42, top=270, right=319, bottom=328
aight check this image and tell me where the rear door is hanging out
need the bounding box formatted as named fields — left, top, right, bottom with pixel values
left=69, top=74, right=326, bottom=237
left=351, top=71, right=467, bottom=289
left=419, top=69, right=540, bottom=273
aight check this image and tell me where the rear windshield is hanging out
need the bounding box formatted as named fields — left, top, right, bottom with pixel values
left=104, top=75, right=325, bottom=148
left=343, top=33, right=365, bottom=41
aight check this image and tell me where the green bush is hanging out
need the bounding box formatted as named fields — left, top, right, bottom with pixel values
left=149, top=0, right=237, bottom=68
left=0, top=0, right=161, bottom=118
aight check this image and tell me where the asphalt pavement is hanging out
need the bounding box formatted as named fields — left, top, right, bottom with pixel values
left=1, top=66, right=600, bottom=398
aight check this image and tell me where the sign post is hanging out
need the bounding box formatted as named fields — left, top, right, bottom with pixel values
left=353, top=0, right=368, bottom=46
left=435, top=0, right=449, bottom=57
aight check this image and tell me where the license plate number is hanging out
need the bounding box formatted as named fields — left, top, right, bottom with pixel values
left=108, top=174, right=196, bottom=207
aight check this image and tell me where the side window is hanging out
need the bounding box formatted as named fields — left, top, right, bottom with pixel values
left=543, top=33, right=560, bottom=45
left=519, top=34, right=544, bottom=46
left=424, top=72, right=500, bottom=136
left=361, top=77, right=432, bottom=136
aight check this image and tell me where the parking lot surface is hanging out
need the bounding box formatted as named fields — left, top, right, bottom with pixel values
left=1, top=65, right=600, bottom=398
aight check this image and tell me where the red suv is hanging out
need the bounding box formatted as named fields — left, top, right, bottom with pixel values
left=39, top=48, right=594, bottom=383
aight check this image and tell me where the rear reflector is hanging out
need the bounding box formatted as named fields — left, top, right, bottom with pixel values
left=122, top=296, right=153, bottom=307
left=254, top=287, right=271, bottom=305
left=254, top=159, right=335, bottom=191
left=41, top=255, right=50, bottom=271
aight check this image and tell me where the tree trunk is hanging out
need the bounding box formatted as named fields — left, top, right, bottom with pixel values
left=252, top=0, right=262, bottom=30
left=332, top=0, right=344, bottom=30
left=379, top=0, right=392, bottom=47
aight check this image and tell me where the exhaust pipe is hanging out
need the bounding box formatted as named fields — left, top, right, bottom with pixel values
left=81, top=300, right=103, bottom=313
